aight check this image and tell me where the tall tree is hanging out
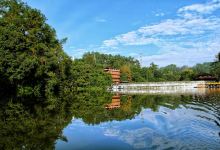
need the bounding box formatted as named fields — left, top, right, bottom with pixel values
left=0, top=0, right=73, bottom=97
left=211, top=52, right=220, bottom=80
left=120, top=65, right=132, bottom=82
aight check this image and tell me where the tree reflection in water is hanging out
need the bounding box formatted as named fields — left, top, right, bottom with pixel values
left=0, top=91, right=219, bottom=149
left=0, top=95, right=74, bottom=150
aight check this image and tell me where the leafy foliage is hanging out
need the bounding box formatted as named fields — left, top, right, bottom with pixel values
left=0, top=0, right=73, bottom=97
left=211, top=52, right=220, bottom=80
left=76, top=52, right=219, bottom=83
left=71, top=59, right=112, bottom=89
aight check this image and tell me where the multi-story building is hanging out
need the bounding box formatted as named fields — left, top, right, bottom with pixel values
left=104, top=67, right=121, bottom=84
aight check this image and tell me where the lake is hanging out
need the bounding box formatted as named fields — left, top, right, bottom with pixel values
left=56, top=90, right=220, bottom=150
left=0, top=90, right=220, bottom=150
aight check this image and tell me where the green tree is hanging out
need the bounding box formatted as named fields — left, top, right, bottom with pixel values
left=180, top=68, right=195, bottom=81
left=71, top=59, right=111, bottom=89
left=0, top=0, right=73, bottom=97
left=160, top=64, right=180, bottom=81
left=192, top=62, right=211, bottom=75
left=211, top=52, right=220, bottom=80
left=120, top=64, right=132, bottom=82
left=145, top=63, right=160, bottom=81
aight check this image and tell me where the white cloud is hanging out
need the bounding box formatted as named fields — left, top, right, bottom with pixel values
left=139, top=19, right=189, bottom=36
left=103, top=39, right=118, bottom=47
left=103, top=32, right=159, bottom=46
left=115, top=31, right=138, bottom=44
left=98, top=0, right=220, bottom=66
left=73, top=0, right=220, bottom=66
left=142, top=39, right=220, bottom=67
left=115, top=31, right=159, bottom=46
left=102, top=4, right=220, bottom=48
left=103, top=15, right=220, bottom=48
left=139, top=17, right=220, bottom=36
left=178, top=0, right=220, bottom=14
left=101, top=107, right=196, bottom=149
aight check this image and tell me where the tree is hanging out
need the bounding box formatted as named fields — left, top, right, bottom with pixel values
left=180, top=68, right=195, bottom=81
left=160, top=64, right=180, bottom=81
left=192, top=62, right=211, bottom=75
left=211, top=52, right=220, bottom=81
left=71, top=59, right=111, bottom=89
left=120, top=64, right=132, bottom=82
left=147, top=63, right=160, bottom=81
left=0, top=0, right=73, bottom=97
left=217, top=52, right=220, bottom=62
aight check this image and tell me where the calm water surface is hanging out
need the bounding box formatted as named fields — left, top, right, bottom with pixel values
left=56, top=91, right=220, bottom=150
left=1, top=90, right=220, bottom=150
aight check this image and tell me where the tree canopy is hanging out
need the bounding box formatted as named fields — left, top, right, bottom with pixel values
left=75, top=52, right=219, bottom=84
left=0, top=0, right=73, bottom=97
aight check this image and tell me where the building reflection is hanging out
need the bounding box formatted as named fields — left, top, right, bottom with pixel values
left=105, top=94, right=132, bottom=110
left=206, top=88, right=220, bottom=95
left=105, top=94, right=121, bottom=109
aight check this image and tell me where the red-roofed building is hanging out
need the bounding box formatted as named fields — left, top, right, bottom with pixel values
left=104, top=67, right=121, bottom=84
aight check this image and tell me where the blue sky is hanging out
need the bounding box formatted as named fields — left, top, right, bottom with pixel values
left=24, top=0, right=220, bottom=66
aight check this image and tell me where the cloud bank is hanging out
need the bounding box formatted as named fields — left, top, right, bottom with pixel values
left=71, top=0, right=220, bottom=67
left=100, top=0, right=220, bottom=66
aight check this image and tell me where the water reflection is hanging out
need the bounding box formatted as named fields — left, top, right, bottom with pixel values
left=0, top=99, right=73, bottom=149
left=105, top=94, right=132, bottom=111
left=58, top=91, right=220, bottom=150
left=105, top=94, right=121, bottom=109
left=0, top=90, right=220, bottom=149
